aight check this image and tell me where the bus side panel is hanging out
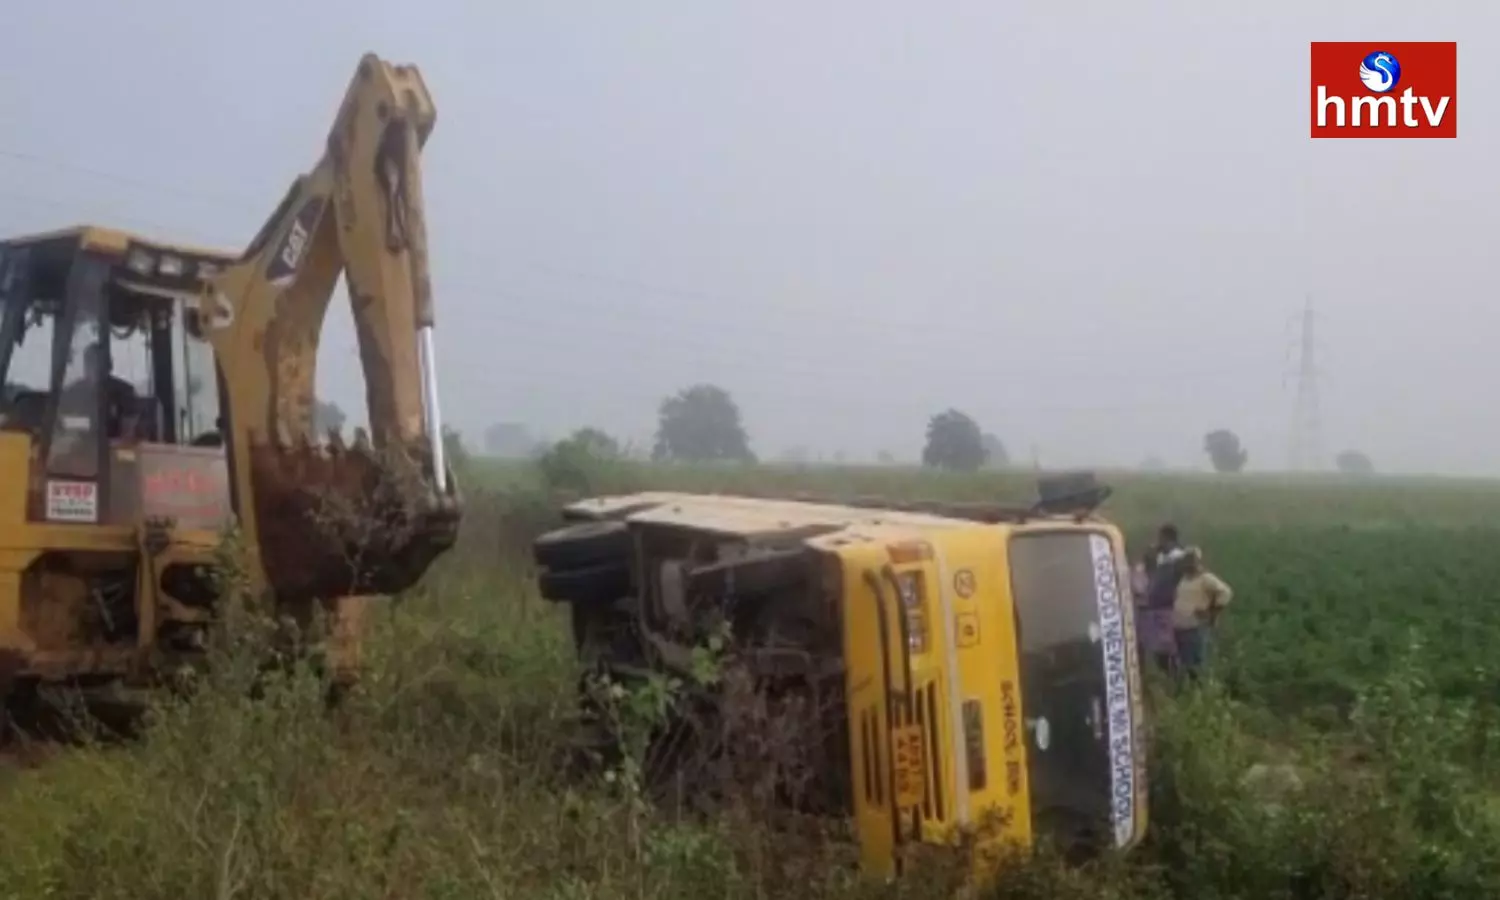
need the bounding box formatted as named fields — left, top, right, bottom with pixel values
left=943, top=531, right=1034, bottom=858
left=836, top=543, right=899, bottom=878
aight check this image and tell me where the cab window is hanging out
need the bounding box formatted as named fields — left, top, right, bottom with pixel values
left=46, top=254, right=111, bottom=479
left=0, top=248, right=58, bottom=432
left=178, top=303, right=222, bottom=445
left=99, top=287, right=221, bottom=447
left=108, top=298, right=158, bottom=440
left=0, top=243, right=226, bottom=452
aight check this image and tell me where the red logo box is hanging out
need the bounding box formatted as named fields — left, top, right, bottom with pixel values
left=1309, top=42, right=1457, bottom=138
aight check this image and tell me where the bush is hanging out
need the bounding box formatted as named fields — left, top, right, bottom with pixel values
left=536, top=431, right=640, bottom=498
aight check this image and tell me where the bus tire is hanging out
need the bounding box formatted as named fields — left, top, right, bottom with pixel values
left=538, top=562, right=631, bottom=606
left=533, top=521, right=631, bottom=571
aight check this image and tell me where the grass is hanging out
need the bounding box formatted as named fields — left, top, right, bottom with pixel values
left=2, top=457, right=1500, bottom=899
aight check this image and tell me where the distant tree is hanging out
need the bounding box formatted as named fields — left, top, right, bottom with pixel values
left=538, top=428, right=623, bottom=494
left=876, top=450, right=896, bottom=465
left=564, top=426, right=622, bottom=459
left=314, top=399, right=346, bottom=433
left=652, top=384, right=754, bottom=463
left=1140, top=455, right=1167, bottom=471
left=1203, top=429, right=1248, bottom=473
left=922, top=408, right=987, bottom=473
left=484, top=421, right=539, bottom=458
left=980, top=432, right=1009, bottom=468
left=1335, top=449, right=1374, bottom=475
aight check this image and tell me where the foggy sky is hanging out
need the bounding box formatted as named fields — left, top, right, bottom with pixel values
left=2, top=2, right=1495, bottom=473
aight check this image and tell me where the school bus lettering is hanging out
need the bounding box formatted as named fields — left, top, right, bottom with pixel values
left=1089, top=532, right=1140, bottom=847
left=998, top=678, right=1023, bottom=795
left=1001, top=679, right=1019, bottom=750
left=961, top=699, right=987, bottom=791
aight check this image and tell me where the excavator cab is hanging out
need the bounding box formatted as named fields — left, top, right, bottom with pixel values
left=0, top=228, right=234, bottom=531
left=0, top=227, right=241, bottom=686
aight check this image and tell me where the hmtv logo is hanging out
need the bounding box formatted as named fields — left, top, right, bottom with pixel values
left=1310, top=42, right=1457, bottom=138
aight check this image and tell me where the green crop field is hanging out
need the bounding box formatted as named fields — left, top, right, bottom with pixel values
left=2, top=457, right=1498, bottom=900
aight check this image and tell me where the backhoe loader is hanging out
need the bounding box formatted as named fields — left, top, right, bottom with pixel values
left=0, top=54, right=459, bottom=717
left=533, top=477, right=1148, bottom=881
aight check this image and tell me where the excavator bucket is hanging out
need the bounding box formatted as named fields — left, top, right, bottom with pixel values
left=195, top=53, right=462, bottom=605
left=248, top=430, right=459, bottom=601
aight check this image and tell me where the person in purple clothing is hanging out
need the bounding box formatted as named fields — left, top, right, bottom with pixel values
left=1135, top=524, right=1187, bottom=673
left=1133, top=552, right=1175, bottom=672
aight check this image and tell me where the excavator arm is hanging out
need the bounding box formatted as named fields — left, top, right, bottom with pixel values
left=198, top=54, right=460, bottom=604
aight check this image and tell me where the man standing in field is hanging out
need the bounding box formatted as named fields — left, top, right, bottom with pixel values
left=1137, top=524, right=1187, bottom=672
left=1148, top=525, right=1188, bottom=601
left=1172, top=546, right=1233, bottom=679
left=1133, top=551, right=1177, bottom=672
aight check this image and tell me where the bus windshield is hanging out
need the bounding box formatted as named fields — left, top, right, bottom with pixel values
left=1007, top=529, right=1139, bottom=848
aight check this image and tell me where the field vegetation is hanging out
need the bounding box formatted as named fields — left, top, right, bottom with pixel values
left=2, top=454, right=1499, bottom=899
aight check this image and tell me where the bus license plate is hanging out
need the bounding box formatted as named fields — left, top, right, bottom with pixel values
left=893, top=724, right=925, bottom=808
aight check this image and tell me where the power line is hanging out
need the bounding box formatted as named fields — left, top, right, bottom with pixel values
left=0, top=147, right=1285, bottom=387
left=0, top=148, right=272, bottom=212
left=0, top=142, right=1229, bottom=339
left=0, top=144, right=1291, bottom=436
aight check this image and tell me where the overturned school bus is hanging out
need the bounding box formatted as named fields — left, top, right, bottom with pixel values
left=532, top=481, right=1149, bottom=879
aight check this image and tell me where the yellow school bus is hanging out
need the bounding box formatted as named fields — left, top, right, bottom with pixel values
left=827, top=516, right=1148, bottom=876
left=535, top=491, right=1150, bottom=880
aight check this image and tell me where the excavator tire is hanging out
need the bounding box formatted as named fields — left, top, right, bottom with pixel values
left=538, top=561, right=632, bottom=606
left=533, top=521, right=632, bottom=571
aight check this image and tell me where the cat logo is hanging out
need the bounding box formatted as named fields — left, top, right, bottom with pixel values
left=265, top=195, right=328, bottom=288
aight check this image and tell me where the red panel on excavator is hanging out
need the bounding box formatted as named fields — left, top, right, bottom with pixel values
left=135, top=444, right=232, bottom=531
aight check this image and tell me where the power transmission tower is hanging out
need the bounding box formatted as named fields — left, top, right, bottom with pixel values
left=1287, top=297, right=1324, bottom=471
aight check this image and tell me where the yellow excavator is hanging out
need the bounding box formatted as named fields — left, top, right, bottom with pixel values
left=0, top=54, right=460, bottom=714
